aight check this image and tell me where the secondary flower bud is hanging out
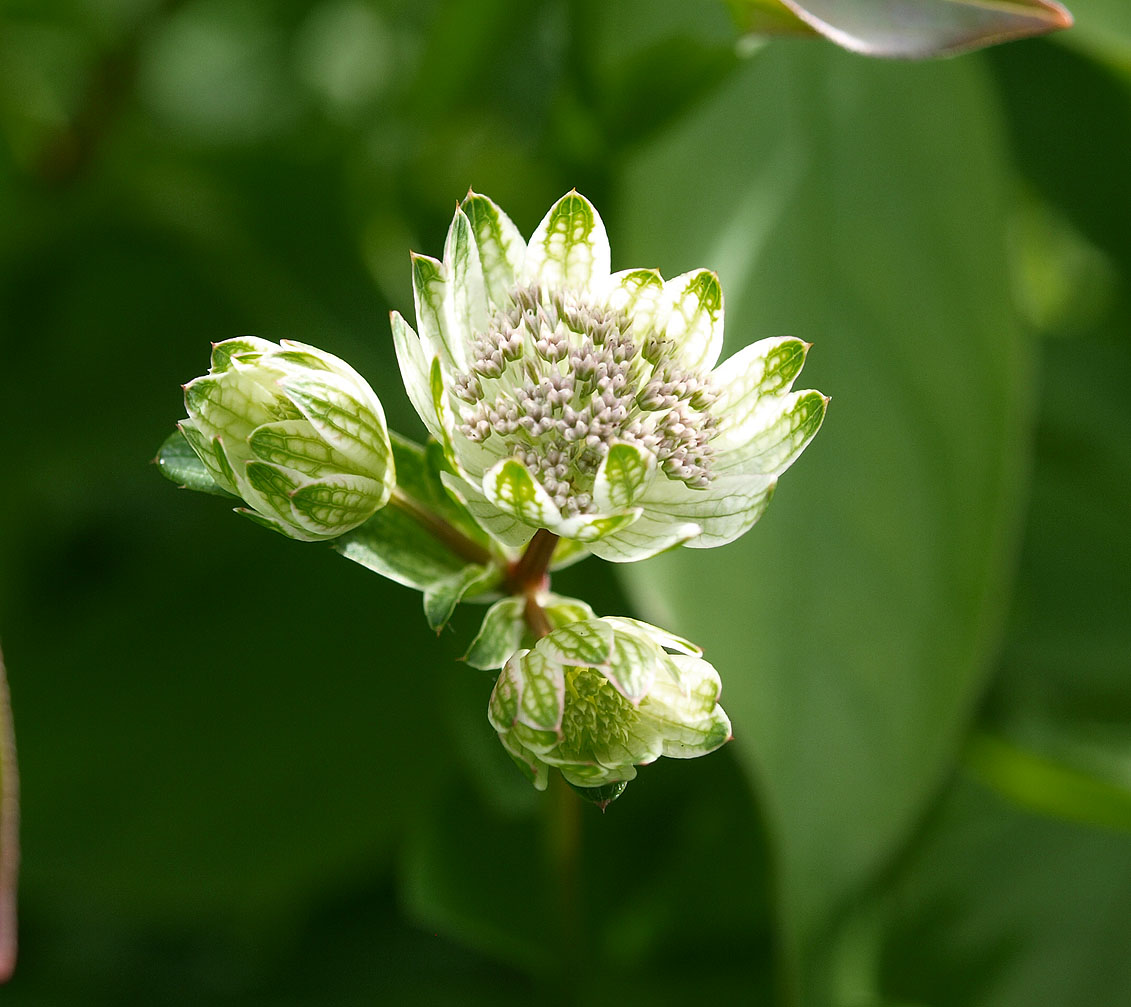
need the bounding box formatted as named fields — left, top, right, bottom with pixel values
left=180, top=337, right=395, bottom=541
left=487, top=617, right=732, bottom=796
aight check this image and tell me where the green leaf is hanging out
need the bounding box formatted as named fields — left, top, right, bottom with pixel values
left=154, top=428, right=237, bottom=498
left=1064, top=0, right=1131, bottom=60
left=0, top=646, right=17, bottom=984
left=982, top=317, right=1131, bottom=833
left=730, top=0, right=1074, bottom=58
left=965, top=731, right=1131, bottom=833
left=402, top=436, right=496, bottom=552
left=726, top=0, right=820, bottom=37
left=875, top=774, right=1131, bottom=1007
left=617, top=43, right=1031, bottom=995
left=423, top=564, right=499, bottom=633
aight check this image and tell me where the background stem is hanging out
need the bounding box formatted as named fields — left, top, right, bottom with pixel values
left=0, top=645, right=19, bottom=984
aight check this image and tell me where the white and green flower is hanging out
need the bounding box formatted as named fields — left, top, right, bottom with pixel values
left=392, top=190, right=827, bottom=562
left=181, top=337, right=395, bottom=540
left=488, top=617, right=732, bottom=791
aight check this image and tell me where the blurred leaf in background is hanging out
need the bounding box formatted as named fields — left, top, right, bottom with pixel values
left=0, top=0, right=1128, bottom=1004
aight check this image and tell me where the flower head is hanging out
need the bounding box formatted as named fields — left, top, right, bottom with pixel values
left=488, top=617, right=732, bottom=792
left=181, top=337, right=394, bottom=540
left=392, top=190, right=827, bottom=561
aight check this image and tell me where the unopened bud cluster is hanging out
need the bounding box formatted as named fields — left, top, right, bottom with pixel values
left=179, top=337, right=394, bottom=541
left=489, top=616, right=732, bottom=791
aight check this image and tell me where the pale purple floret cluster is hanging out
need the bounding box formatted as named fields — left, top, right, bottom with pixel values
left=451, top=284, right=717, bottom=516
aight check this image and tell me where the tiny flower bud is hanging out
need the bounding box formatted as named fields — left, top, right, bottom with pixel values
left=180, top=337, right=395, bottom=541
left=487, top=617, right=732, bottom=796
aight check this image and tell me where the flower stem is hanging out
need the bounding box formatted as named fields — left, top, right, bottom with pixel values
left=507, top=530, right=559, bottom=640
left=523, top=594, right=552, bottom=640
left=389, top=488, right=495, bottom=568
left=507, top=529, right=559, bottom=594
left=0, top=645, right=18, bottom=984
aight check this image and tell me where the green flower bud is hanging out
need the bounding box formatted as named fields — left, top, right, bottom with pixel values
left=181, top=337, right=395, bottom=541
left=487, top=617, right=732, bottom=795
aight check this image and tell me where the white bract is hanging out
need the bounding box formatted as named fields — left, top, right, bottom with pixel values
left=488, top=617, right=732, bottom=790
left=181, top=337, right=395, bottom=540
left=392, top=190, right=827, bottom=561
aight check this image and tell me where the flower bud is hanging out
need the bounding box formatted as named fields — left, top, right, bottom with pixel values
left=181, top=337, right=395, bottom=541
left=487, top=617, right=732, bottom=797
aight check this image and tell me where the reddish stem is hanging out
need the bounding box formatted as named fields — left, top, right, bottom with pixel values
left=507, top=530, right=560, bottom=640
left=507, top=529, right=559, bottom=595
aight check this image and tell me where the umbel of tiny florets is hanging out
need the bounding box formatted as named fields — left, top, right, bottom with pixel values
left=451, top=284, right=719, bottom=513
left=488, top=617, right=732, bottom=792
left=180, top=337, right=395, bottom=540
left=391, top=190, right=827, bottom=563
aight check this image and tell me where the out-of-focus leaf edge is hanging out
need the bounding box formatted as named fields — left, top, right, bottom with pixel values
left=727, top=0, right=1073, bottom=58
left=965, top=730, right=1131, bottom=833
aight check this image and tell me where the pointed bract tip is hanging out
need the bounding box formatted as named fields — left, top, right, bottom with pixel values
left=1047, top=1, right=1073, bottom=29
left=566, top=777, right=629, bottom=810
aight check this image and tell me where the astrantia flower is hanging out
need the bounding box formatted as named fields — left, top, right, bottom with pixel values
left=392, top=190, right=827, bottom=561
left=180, top=337, right=394, bottom=540
left=488, top=617, right=732, bottom=791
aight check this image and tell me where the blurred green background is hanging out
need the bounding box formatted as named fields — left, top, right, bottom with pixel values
left=2, top=0, right=1130, bottom=1003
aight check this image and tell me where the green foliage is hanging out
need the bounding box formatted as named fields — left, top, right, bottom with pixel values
left=1, top=0, right=1128, bottom=1004
left=618, top=41, right=1030, bottom=998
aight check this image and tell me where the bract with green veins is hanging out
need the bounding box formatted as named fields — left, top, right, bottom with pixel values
left=488, top=617, right=732, bottom=791
left=181, top=337, right=395, bottom=541
left=392, top=190, right=827, bottom=561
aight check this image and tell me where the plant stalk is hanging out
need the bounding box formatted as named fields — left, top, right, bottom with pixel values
left=389, top=488, right=495, bottom=568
